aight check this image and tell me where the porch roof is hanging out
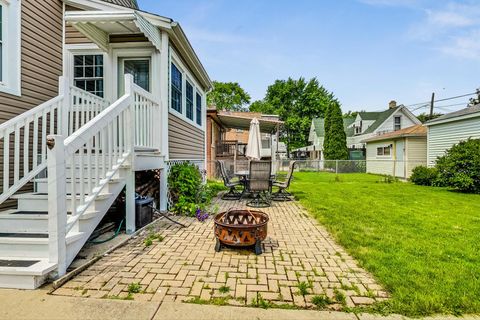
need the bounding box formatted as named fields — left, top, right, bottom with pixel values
left=208, top=110, right=283, bottom=133
left=65, top=11, right=162, bottom=52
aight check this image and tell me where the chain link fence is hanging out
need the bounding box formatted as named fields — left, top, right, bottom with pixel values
left=207, top=159, right=428, bottom=180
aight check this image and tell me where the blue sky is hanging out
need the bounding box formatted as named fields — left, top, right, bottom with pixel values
left=139, top=0, right=480, bottom=113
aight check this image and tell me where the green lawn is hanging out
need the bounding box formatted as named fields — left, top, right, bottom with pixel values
left=289, top=172, right=480, bottom=316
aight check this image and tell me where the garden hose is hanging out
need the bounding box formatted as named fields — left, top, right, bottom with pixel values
left=88, top=219, right=125, bottom=244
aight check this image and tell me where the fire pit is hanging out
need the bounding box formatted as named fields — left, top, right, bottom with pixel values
left=214, top=209, right=269, bottom=255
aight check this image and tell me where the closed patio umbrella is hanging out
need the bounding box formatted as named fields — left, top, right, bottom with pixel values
left=246, top=118, right=262, bottom=160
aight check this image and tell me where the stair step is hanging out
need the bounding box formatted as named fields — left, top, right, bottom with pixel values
left=12, top=192, right=113, bottom=212
left=0, top=233, right=48, bottom=239
left=12, top=193, right=112, bottom=200
left=0, top=259, right=40, bottom=268
left=33, top=177, right=124, bottom=194
left=0, top=257, right=57, bottom=289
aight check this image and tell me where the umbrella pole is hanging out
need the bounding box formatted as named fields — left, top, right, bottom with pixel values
left=234, top=141, right=237, bottom=173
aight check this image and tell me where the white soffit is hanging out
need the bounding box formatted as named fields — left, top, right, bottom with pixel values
left=65, top=11, right=162, bottom=52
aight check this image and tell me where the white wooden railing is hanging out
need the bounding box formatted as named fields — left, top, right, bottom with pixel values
left=133, top=84, right=161, bottom=149
left=0, top=77, right=110, bottom=206
left=46, top=75, right=160, bottom=274
left=0, top=79, right=67, bottom=204
left=68, top=86, right=110, bottom=136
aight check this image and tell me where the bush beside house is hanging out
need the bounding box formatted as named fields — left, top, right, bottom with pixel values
left=411, top=138, right=480, bottom=193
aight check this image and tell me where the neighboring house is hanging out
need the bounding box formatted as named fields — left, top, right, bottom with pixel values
left=206, top=109, right=283, bottom=177
left=425, top=103, right=480, bottom=166
left=305, top=101, right=421, bottom=160
left=0, top=0, right=211, bottom=289
left=363, top=124, right=427, bottom=179
left=307, top=117, right=355, bottom=159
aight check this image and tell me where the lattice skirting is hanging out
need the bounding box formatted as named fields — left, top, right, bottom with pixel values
left=165, top=160, right=206, bottom=210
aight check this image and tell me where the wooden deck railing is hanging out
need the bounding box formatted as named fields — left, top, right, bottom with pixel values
left=216, top=140, right=247, bottom=157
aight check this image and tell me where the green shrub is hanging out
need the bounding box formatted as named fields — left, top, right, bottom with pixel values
left=410, top=166, right=439, bottom=186
left=436, top=139, right=480, bottom=193
left=168, top=162, right=219, bottom=216
left=168, top=162, right=203, bottom=216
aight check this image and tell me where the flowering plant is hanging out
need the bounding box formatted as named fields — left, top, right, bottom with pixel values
left=195, top=208, right=209, bottom=222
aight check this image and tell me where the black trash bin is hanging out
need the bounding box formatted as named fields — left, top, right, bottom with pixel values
left=135, top=196, right=154, bottom=229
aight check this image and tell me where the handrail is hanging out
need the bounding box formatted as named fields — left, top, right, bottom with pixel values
left=0, top=77, right=69, bottom=204
left=131, top=83, right=161, bottom=149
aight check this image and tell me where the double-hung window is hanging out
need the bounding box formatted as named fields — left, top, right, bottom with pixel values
left=171, top=63, right=182, bottom=113
left=196, top=92, right=202, bottom=126
left=186, top=81, right=194, bottom=120
left=394, top=116, right=401, bottom=131
left=73, top=55, right=104, bottom=97
left=0, top=0, right=21, bottom=96
left=377, top=146, right=391, bottom=156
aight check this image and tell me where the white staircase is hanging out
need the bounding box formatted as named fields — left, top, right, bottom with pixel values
left=0, top=75, right=162, bottom=289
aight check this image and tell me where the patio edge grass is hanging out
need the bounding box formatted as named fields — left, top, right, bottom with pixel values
left=289, top=172, right=480, bottom=317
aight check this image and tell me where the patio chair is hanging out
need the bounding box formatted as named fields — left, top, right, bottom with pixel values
left=246, top=161, right=272, bottom=208
left=272, top=161, right=296, bottom=201
left=218, top=160, right=242, bottom=200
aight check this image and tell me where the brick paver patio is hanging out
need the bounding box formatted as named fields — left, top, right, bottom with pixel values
left=52, top=199, right=388, bottom=310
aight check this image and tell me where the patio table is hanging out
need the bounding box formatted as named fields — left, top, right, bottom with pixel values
left=234, top=170, right=276, bottom=198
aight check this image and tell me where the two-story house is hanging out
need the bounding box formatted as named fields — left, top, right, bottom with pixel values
left=0, top=0, right=211, bottom=289
left=306, top=101, right=421, bottom=160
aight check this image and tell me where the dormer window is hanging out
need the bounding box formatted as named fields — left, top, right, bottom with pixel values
left=394, top=116, right=401, bottom=131
left=355, top=121, right=362, bottom=134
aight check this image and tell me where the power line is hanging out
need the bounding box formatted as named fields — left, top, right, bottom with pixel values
left=406, top=91, right=478, bottom=107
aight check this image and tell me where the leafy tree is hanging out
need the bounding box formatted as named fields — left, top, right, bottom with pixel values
left=343, top=110, right=361, bottom=118
left=248, top=77, right=338, bottom=153
left=207, top=81, right=251, bottom=111
left=324, top=101, right=348, bottom=160
left=417, top=112, right=443, bottom=123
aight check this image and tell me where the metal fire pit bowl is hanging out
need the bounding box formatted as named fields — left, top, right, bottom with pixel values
left=214, top=208, right=269, bottom=255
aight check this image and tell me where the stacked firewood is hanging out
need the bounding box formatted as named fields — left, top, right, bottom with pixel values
left=135, top=170, right=161, bottom=204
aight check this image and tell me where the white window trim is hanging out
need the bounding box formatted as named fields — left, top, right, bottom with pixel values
left=376, top=145, right=392, bottom=158
left=0, top=0, right=21, bottom=96
left=169, top=48, right=205, bottom=131
left=394, top=115, right=402, bottom=131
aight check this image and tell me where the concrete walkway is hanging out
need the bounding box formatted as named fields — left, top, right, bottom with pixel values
left=0, top=287, right=478, bottom=320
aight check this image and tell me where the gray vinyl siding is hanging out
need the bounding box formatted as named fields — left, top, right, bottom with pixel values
left=427, top=116, right=480, bottom=166
left=168, top=113, right=205, bottom=160
left=65, top=6, right=92, bottom=44
left=0, top=0, right=63, bottom=208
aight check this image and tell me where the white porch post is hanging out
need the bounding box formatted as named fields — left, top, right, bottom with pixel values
left=58, top=76, right=70, bottom=137
left=158, top=31, right=170, bottom=212
left=124, top=74, right=136, bottom=234
left=47, top=135, right=68, bottom=276
left=159, top=168, right=168, bottom=212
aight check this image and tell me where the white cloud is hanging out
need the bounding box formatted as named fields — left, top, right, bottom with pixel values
left=405, top=2, right=480, bottom=60
left=440, top=29, right=480, bottom=60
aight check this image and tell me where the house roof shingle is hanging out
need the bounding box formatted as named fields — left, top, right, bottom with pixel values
left=362, top=107, right=399, bottom=134
left=363, top=124, right=426, bottom=142
left=312, top=117, right=355, bottom=138
left=426, top=104, right=480, bottom=125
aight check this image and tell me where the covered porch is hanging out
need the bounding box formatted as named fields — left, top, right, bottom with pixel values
left=207, top=109, right=284, bottom=177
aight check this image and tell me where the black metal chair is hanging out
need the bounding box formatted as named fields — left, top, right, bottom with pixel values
left=272, top=161, right=296, bottom=201
left=246, top=161, right=272, bottom=208
left=218, top=160, right=242, bottom=200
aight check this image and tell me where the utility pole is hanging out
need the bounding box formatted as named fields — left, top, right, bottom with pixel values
left=429, top=92, right=435, bottom=117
